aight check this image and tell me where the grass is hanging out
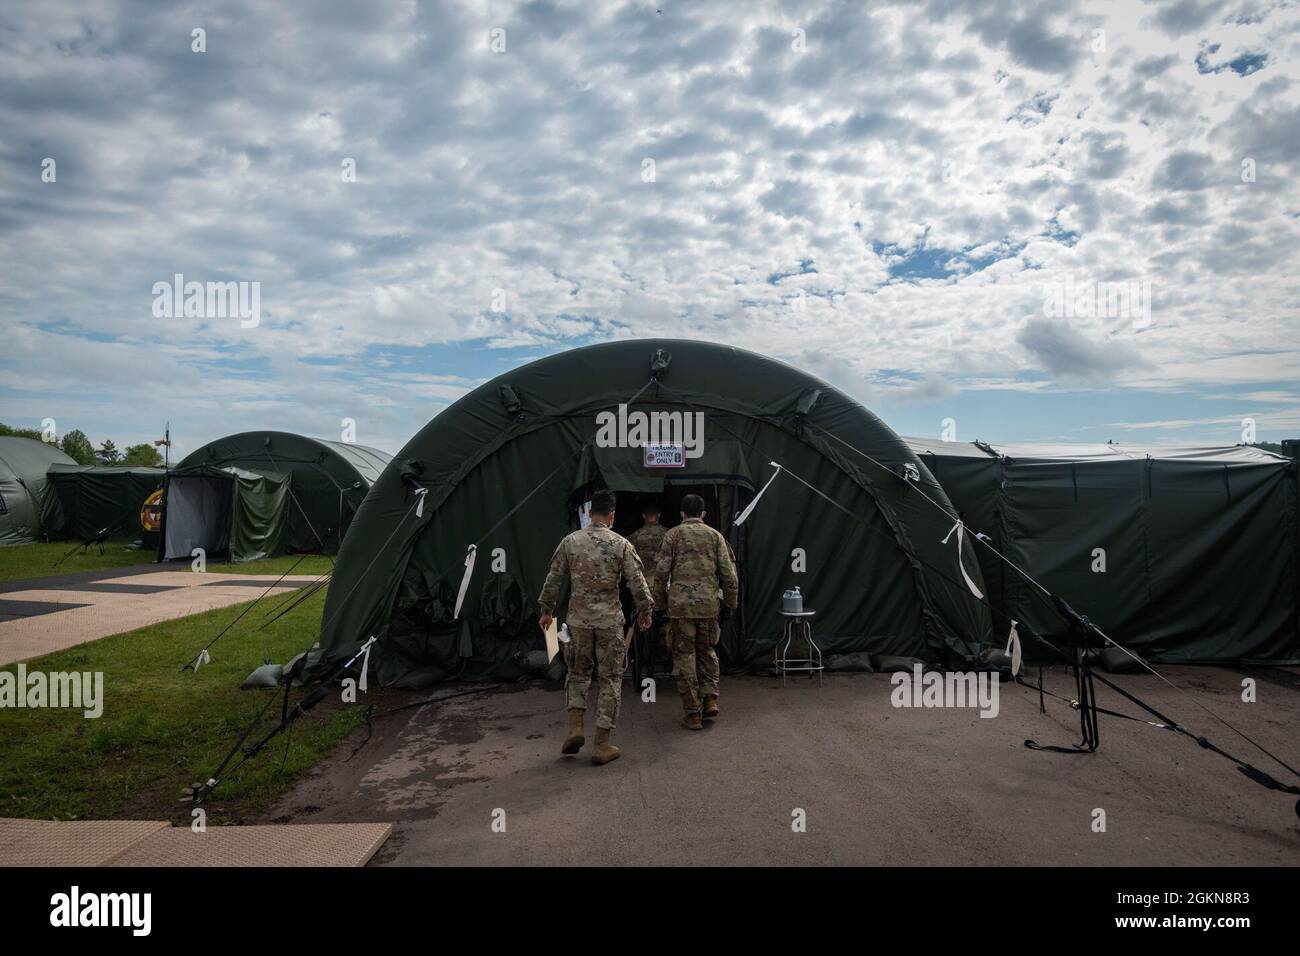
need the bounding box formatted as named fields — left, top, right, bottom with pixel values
left=0, top=582, right=363, bottom=823
left=0, top=540, right=335, bottom=583
left=0, top=538, right=153, bottom=582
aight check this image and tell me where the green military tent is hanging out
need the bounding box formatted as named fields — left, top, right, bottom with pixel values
left=906, top=438, right=1299, bottom=664
left=316, top=340, right=992, bottom=687
left=41, top=465, right=165, bottom=542
left=160, top=465, right=292, bottom=563
left=167, top=431, right=392, bottom=557
left=0, top=436, right=76, bottom=546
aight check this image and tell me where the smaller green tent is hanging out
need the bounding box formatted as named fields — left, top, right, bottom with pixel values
left=175, top=432, right=391, bottom=553
left=41, top=465, right=165, bottom=542
left=0, top=436, right=76, bottom=546
left=160, top=466, right=291, bottom=563
left=906, top=438, right=1299, bottom=664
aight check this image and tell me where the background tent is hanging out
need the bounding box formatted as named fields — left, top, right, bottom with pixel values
left=174, top=431, right=391, bottom=554
left=41, top=465, right=165, bottom=542
left=161, top=466, right=290, bottom=563
left=317, top=339, right=992, bottom=688
left=906, top=438, right=1299, bottom=664
left=0, top=436, right=75, bottom=546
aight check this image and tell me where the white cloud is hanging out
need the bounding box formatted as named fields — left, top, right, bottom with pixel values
left=0, top=0, right=1297, bottom=447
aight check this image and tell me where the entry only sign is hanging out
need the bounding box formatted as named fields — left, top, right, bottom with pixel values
left=643, top=442, right=686, bottom=468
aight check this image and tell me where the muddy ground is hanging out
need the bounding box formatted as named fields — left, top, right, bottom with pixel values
left=262, top=664, right=1300, bottom=866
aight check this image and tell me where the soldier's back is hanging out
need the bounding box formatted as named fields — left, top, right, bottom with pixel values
left=667, top=520, right=724, bottom=568
left=562, top=525, right=635, bottom=629
left=629, top=523, right=667, bottom=568
left=566, top=525, right=633, bottom=589
left=660, top=519, right=729, bottom=617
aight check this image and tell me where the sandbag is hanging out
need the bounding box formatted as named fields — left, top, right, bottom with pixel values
left=513, top=649, right=553, bottom=674
left=978, top=648, right=1013, bottom=670
left=825, top=652, right=874, bottom=672
left=240, top=663, right=284, bottom=689
left=870, top=655, right=925, bottom=673
left=1100, top=645, right=1145, bottom=674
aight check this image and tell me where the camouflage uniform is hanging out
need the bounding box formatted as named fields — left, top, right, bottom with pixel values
left=627, top=522, right=668, bottom=591
left=653, top=518, right=739, bottom=715
left=538, top=523, right=652, bottom=730
left=627, top=521, right=669, bottom=658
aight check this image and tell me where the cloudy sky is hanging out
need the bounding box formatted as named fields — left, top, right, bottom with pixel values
left=2, top=0, right=1298, bottom=458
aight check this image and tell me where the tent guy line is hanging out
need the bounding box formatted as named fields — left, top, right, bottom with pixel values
left=803, top=418, right=1300, bottom=789
left=647, top=378, right=1300, bottom=801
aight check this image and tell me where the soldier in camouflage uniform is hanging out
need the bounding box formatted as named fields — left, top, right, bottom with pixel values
left=539, top=489, right=652, bottom=765
left=627, top=502, right=667, bottom=591
left=653, top=493, right=739, bottom=730
left=627, top=502, right=669, bottom=658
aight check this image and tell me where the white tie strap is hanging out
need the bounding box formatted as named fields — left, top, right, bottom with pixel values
left=453, top=544, right=477, bottom=619
left=1005, top=620, right=1022, bottom=676
left=357, top=636, right=376, bottom=692
left=941, top=519, right=984, bottom=600
left=734, top=462, right=782, bottom=526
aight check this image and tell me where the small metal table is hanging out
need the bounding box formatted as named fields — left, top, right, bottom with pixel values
left=776, top=610, right=822, bottom=685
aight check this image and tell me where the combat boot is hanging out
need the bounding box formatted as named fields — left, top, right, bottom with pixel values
left=702, top=695, right=719, bottom=720
left=682, top=712, right=703, bottom=731
left=561, top=708, right=585, bottom=754
left=591, top=726, right=620, bottom=765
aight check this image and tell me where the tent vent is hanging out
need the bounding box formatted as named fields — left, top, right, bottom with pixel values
left=795, top=388, right=822, bottom=418
left=498, top=385, right=524, bottom=420
left=650, top=348, right=672, bottom=378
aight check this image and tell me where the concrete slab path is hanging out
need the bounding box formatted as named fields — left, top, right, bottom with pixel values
left=0, top=566, right=324, bottom=665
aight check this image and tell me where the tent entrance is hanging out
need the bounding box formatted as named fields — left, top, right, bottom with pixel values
left=603, top=481, right=752, bottom=685
left=570, top=441, right=756, bottom=654
left=609, top=485, right=730, bottom=538
left=162, top=473, right=233, bottom=560
left=161, top=467, right=292, bottom=563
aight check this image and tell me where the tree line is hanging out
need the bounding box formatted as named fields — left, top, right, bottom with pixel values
left=0, top=423, right=164, bottom=467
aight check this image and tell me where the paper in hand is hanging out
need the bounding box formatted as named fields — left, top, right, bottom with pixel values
left=544, top=618, right=560, bottom=663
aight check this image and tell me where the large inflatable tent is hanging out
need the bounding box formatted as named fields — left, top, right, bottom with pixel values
left=0, top=436, right=75, bottom=546
left=41, top=465, right=164, bottom=543
left=906, top=438, right=1299, bottom=664
left=317, top=340, right=992, bottom=687
left=160, top=432, right=392, bottom=562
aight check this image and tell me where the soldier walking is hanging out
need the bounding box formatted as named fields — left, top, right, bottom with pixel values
left=539, top=489, right=652, bottom=765
left=627, top=501, right=667, bottom=590
left=653, top=493, right=739, bottom=730
left=627, top=501, right=668, bottom=657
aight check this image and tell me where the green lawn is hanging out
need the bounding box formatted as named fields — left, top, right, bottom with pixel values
left=0, top=540, right=334, bottom=583
left=0, top=584, right=363, bottom=822
left=0, top=538, right=153, bottom=582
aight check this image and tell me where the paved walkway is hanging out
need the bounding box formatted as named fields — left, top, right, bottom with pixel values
left=0, top=818, right=390, bottom=867
left=0, top=565, right=324, bottom=664
left=265, top=667, right=1300, bottom=866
